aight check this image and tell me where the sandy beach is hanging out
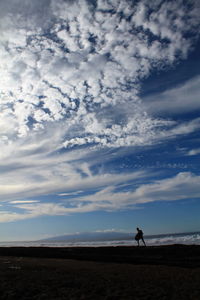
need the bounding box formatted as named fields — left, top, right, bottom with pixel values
left=0, top=245, right=199, bottom=299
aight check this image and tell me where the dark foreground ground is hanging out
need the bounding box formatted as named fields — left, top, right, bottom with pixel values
left=0, top=245, right=200, bottom=299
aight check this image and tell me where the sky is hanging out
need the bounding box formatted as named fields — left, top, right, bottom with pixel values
left=0, top=0, right=200, bottom=241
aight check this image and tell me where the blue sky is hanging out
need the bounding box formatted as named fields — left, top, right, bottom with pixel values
left=0, top=0, right=200, bottom=241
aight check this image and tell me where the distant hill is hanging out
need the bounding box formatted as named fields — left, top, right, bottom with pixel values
left=40, top=231, right=133, bottom=242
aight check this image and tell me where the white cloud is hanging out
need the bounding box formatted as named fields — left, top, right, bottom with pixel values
left=9, top=200, right=40, bottom=204
left=1, top=171, right=199, bottom=222
left=0, top=0, right=199, bottom=148
left=154, top=118, right=200, bottom=142
left=187, top=148, right=200, bottom=156
left=0, top=202, right=72, bottom=223
left=143, top=76, right=200, bottom=115
left=62, top=171, right=200, bottom=210
left=0, top=0, right=200, bottom=223
left=0, top=125, right=149, bottom=202
left=131, top=172, right=200, bottom=204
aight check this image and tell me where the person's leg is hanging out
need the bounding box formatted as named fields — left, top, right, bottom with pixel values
left=142, top=238, right=146, bottom=246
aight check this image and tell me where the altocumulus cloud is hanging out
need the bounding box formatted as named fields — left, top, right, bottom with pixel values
left=0, top=0, right=200, bottom=222
left=1, top=0, right=200, bottom=145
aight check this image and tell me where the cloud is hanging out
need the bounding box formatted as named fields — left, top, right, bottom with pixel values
left=0, top=0, right=200, bottom=223
left=58, top=191, right=83, bottom=197
left=131, top=172, right=200, bottom=204
left=0, top=114, right=199, bottom=204
left=1, top=171, right=199, bottom=222
left=158, top=118, right=200, bottom=139
left=9, top=200, right=40, bottom=204
left=0, top=203, right=71, bottom=223
left=0, top=0, right=199, bottom=147
left=187, top=148, right=200, bottom=156
left=143, top=76, right=200, bottom=115
left=0, top=126, right=148, bottom=202
left=61, top=171, right=200, bottom=210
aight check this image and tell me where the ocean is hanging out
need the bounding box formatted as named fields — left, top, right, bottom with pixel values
left=0, top=231, right=200, bottom=247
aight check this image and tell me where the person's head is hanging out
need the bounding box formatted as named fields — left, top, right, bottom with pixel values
left=136, top=227, right=139, bottom=231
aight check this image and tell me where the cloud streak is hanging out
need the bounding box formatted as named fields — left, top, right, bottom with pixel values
left=143, top=76, right=200, bottom=116
left=1, top=171, right=199, bottom=223
left=187, top=148, right=200, bottom=156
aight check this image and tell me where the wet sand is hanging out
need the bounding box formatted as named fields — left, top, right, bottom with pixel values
left=0, top=245, right=199, bottom=299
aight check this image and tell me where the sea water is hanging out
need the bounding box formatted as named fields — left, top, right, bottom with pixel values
left=0, top=231, right=200, bottom=247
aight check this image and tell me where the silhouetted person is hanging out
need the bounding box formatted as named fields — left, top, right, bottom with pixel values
left=135, top=227, right=146, bottom=246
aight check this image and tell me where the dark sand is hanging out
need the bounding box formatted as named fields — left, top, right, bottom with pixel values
left=0, top=245, right=200, bottom=299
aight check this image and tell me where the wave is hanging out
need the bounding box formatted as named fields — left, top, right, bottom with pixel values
left=145, top=232, right=200, bottom=246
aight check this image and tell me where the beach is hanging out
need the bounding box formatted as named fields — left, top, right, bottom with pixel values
left=0, top=245, right=199, bottom=299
